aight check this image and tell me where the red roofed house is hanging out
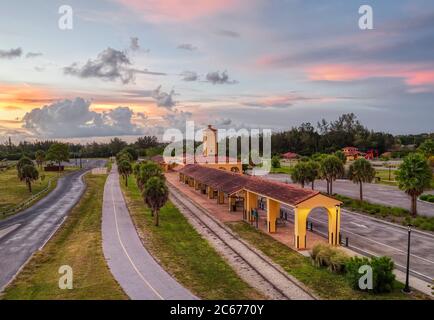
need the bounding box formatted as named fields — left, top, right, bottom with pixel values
left=281, top=152, right=298, bottom=160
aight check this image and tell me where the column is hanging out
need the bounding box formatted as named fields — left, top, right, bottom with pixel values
left=266, top=198, right=280, bottom=233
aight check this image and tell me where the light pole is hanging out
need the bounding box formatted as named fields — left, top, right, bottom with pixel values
left=403, top=224, right=412, bottom=293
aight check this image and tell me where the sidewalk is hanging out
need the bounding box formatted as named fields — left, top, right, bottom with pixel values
left=101, top=166, right=196, bottom=300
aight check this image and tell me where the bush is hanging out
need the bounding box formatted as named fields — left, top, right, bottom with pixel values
left=271, top=156, right=281, bottom=168
left=420, top=194, right=434, bottom=203
left=345, top=256, right=395, bottom=293
left=311, top=244, right=349, bottom=273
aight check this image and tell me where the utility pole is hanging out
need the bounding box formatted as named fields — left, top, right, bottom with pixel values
left=403, top=225, right=412, bottom=293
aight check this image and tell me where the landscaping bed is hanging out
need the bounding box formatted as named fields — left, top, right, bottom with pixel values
left=226, top=221, right=426, bottom=300
left=335, top=194, right=434, bottom=232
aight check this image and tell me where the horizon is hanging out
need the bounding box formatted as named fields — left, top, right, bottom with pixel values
left=1, top=0, right=434, bottom=143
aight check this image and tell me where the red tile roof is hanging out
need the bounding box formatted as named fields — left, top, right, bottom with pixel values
left=179, top=164, right=320, bottom=206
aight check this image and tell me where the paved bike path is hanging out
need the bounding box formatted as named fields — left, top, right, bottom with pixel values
left=101, top=166, right=196, bottom=300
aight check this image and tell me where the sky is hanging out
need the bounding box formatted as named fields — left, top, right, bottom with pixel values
left=0, top=0, right=434, bottom=142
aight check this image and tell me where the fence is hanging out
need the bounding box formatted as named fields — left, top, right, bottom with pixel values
left=1, top=177, right=54, bottom=217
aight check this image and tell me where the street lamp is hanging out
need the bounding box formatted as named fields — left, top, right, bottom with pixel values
left=403, top=224, right=413, bottom=293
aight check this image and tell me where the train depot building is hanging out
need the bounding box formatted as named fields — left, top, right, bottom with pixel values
left=161, top=125, right=342, bottom=250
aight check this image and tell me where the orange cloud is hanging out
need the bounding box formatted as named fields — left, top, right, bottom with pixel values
left=0, top=83, right=57, bottom=121
left=114, top=0, right=239, bottom=22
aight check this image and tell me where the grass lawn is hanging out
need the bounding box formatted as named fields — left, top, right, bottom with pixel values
left=270, top=166, right=292, bottom=174
left=1, top=174, right=127, bottom=300
left=120, top=175, right=264, bottom=300
left=375, top=169, right=398, bottom=186
left=226, top=221, right=426, bottom=300
left=0, top=166, right=79, bottom=219
left=335, top=194, right=434, bottom=232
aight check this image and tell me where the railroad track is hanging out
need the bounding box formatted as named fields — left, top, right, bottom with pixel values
left=168, top=182, right=315, bottom=300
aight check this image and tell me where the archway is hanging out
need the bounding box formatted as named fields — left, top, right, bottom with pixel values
left=293, top=194, right=341, bottom=250
left=230, top=166, right=240, bottom=173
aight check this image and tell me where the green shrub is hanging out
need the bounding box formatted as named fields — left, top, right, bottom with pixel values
left=420, top=194, right=434, bottom=203
left=311, top=244, right=349, bottom=273
left=345, top=256, right=395, bottom=293
left=329, top=251, right=349, bottom=273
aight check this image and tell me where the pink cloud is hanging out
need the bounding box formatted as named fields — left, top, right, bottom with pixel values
left=114, top=0, right=240, bottom=22
left=305, top=64, right=434, bottom=91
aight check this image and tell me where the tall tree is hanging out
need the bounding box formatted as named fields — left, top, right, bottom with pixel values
left=18, top=164, right=39, bottom=193
left=137, top=161, right=164, bottom=191
left=143, top=176, right=168, bottom=226
left=46, top=143, right=69, bottom=174
left=320, top=155, right=344, bottom=195
left=396, top=153, right=432, bottom=217
left=16, top=156, right=33, bottom=173
left=306, top=160, right=320, bottom=190
left=118, top=160, right=132, bottom=187
left=348, top=158, right=376, bottom=201
left=291, top=162, right=310, bottom=188
left=418, top=139, right=434, bottom=158
left=35, top=150, right=45, bottom=169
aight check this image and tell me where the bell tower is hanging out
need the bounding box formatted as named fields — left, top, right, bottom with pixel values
left=203, top=125, right=218, bottom=157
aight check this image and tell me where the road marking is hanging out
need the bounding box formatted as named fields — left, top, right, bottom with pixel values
left=110, top=174, right=164, bottom=300
left=0, top=224, right=20, bottom=240
left=308, top=216, right=434, bottom=265
left=349, top=222, right=367, bottom=229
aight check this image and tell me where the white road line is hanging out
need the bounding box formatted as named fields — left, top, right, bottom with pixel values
left=110, top=175, right=164, bottom=300
left=349, top=222, right=368, bottom=229
left=341, top=209, right=434, bottom=240
left=0, top=224, right=20, bottom=240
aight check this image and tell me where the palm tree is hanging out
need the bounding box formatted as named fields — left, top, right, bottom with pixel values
left=291, top=162, right=310, bottom=188
left=118, top=160, right=132, bottom=187
left=320, top=155, right=344, bottom=195
left=348, top=158, right=376, bottom=201
left=396, top=153, right=432, bottom=217
left=18, top=164, right=39, bottom=193
left=306, top=160, right=320, bottom=190
left=143, top=176, right=169, bottom=226
left=137, top=161, right=164, bottom=191
left=17, top=156, right=33, bottom=173
left=35, top=150, right=45, bottom=169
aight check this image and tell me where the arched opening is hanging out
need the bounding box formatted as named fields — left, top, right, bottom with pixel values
left=230, top=166, right=240, bottom=173
left=294, top=198, right=341, bottom=250
left=305, top=207, right=333, bottom=248
left=219, top=167, right=226, bottom=171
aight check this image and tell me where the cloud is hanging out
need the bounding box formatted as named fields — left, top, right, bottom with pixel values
left=214, top=29, right=240, bottom=38
left=0, top=47, right=22, bottom=59
left=113, top=0, right=238, bottom=23
left=135, top=68, right=167, bottom=76
left=64, top=47, right=163, bottom=83
left=163, top=110, right=192, bottom=129
left=152, top=86, right=177, bottom=109
left=181, top=71, right=199, bottom=81
left=129, top=37, right=140, bottom=51
left=26, top=52, right=43, bottom=58
left=22, top=98, right=143, bottom=138
left=206, top=71, right=237, bottom=84
left=64, top=48, right=135, bottom=84
left=177, top=43, right=198, bottom=51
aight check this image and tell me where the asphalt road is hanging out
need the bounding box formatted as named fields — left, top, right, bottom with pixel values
left=265, top=174, right=434, bottom=217
left=0, top=159, right=106, bottom=291
left=260, top=175, right=434, bottom=282
left=101, top=165, right=196, bottom=300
